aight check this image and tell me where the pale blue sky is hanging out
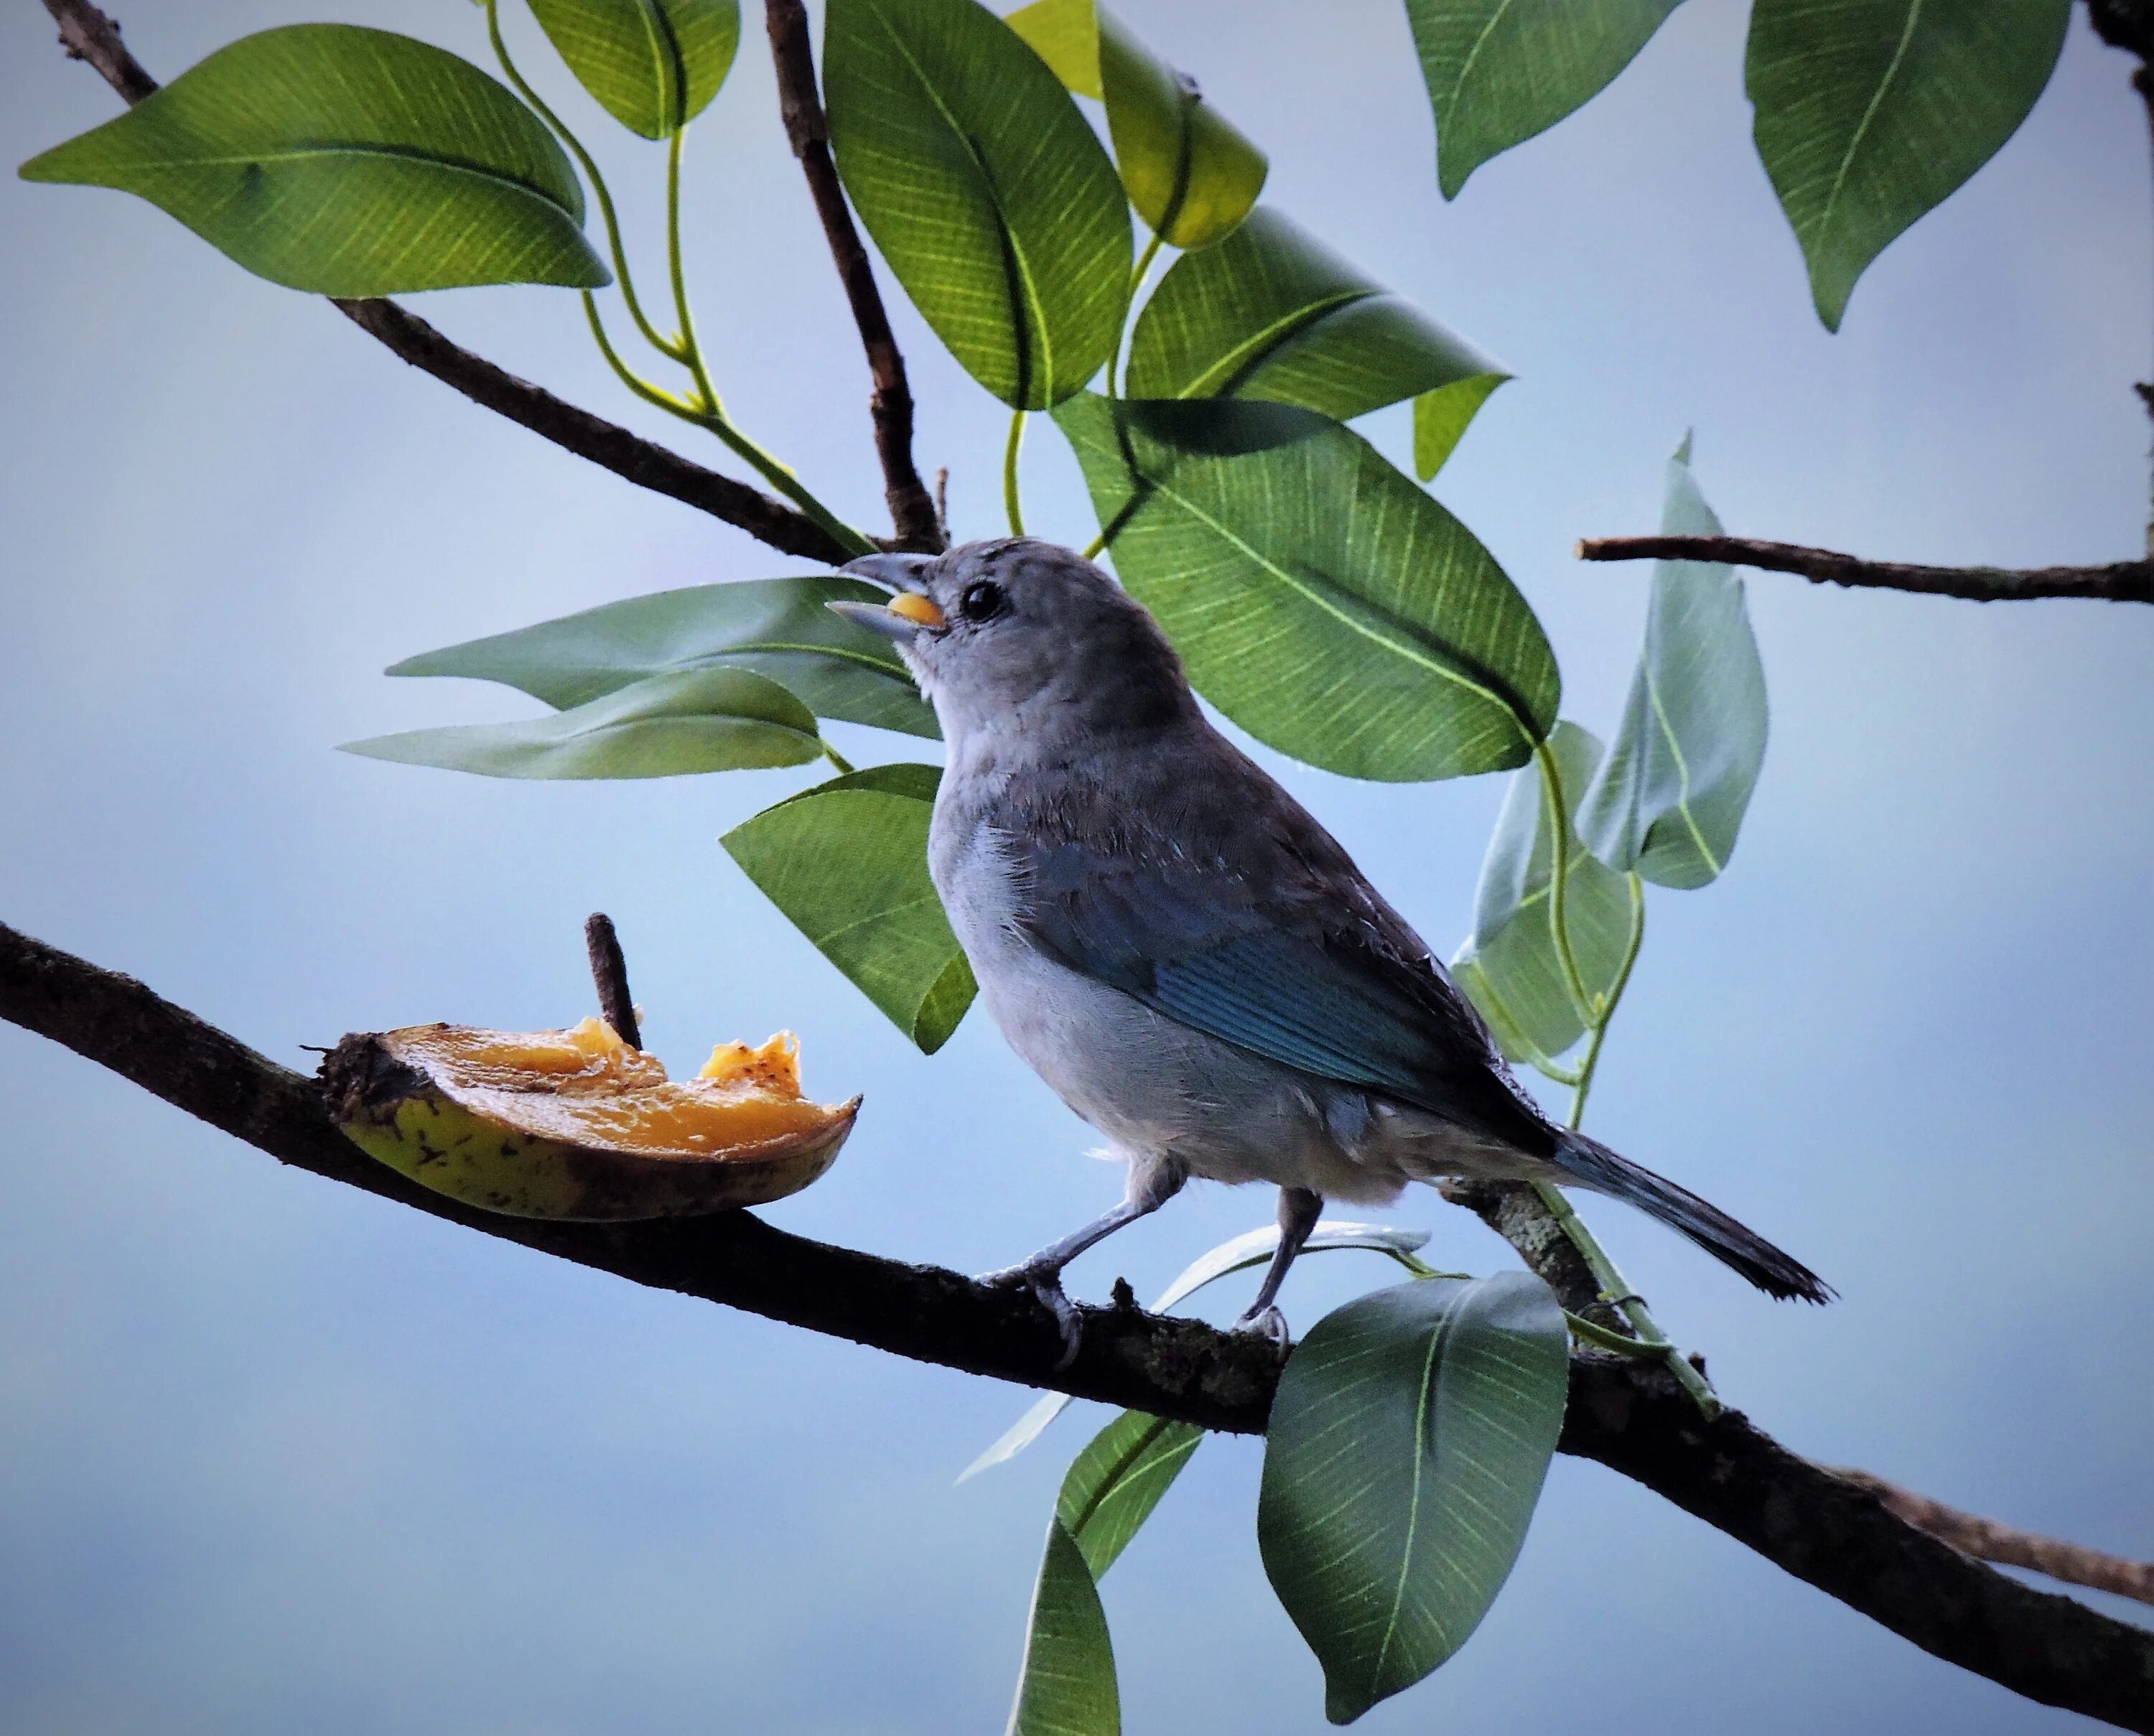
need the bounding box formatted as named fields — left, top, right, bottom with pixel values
left=3, top=2, right=2150, bottom=1732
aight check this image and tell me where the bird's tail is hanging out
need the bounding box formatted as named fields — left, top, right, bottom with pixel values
left=1552, top=1132, right=1834, bottom=1305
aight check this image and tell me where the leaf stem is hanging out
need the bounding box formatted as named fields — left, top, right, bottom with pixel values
left=1530, top=738, right=1598, bottom=1025
left=656, top=124, right=875, bottom=557
left=488, top=2, right=874, bottom=560
left=484, top=0, right=681, bottom=360
left=582, top=293, right=703, bottom=416
left=1563, top=1310, right=1664, bottom=1358
left=1004, top=407, right=1028, bottom=536
left=1519, top=747, right=1717, bottom=1413
left=665, top=124, right=723, bottom=417
left=1106, top=230, right=1166, bottom=400
left=1567, top=874, right=1645, bottom=1125
left=821, top=740, right=856, bottom=775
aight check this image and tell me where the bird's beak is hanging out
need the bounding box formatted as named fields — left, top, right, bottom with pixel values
left=829, top=553, right=946, bottom=641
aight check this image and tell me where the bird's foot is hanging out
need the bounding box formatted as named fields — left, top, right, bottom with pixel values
left=979, top=1261, right=1083, bottom=1372
left=1233, top=1303, right=1292, bottom=1351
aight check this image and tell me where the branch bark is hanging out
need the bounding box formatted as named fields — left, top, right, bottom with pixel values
left=1827, top=1467, right=2154, bottom=1610
left=24, top=2, right=2154, bottom=1723
left=38, top=0, right=852, bottom=566
left=1577, top=535, right=2154, bottom=605
left=763, top=0, right=944, bottom=552
left=3, top=918, right=2150, bottom=1731
left=2086, top=0, right=2154, bottom=551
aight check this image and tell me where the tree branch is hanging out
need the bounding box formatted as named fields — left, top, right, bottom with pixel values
left=2086, top=0, right=2154, bottom=551
left=332, top=299, right=849, bottom=561
left=1577, top=535, right=2154, bottom=605
left=2, top=918, right=2150, bottom=1731
left=24, top=3, right=2154, bottom=1722
left=37, top=0, right=852, bottom=566
left=1827, top=1467, right=2154, bottom=1610
left=763, top=0, right=944, bottom=552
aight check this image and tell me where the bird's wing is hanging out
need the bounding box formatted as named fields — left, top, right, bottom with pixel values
left=1002, top=747, right=1554, bottom=1156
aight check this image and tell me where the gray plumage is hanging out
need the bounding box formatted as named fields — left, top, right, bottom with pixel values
left=834, top=538, right=1829, bottom=1334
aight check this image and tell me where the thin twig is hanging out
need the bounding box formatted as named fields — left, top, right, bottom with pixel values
left=43, top=0, right=151, bottom=100
left=1826, top=1467, right=2154, bottom=1609
left=37, top=0, right=850, bottom=566
left=2084, top=1, right=2154, bottom=551
left=764, top=0, right=944, bottom=551
left=1577, top=535, right=2154, bottom=605
left=582, top=914, right=641, bottom=1050
left=3, top=919, right=2152, bottom=1732
left=336, top=299, right=849, bottom=561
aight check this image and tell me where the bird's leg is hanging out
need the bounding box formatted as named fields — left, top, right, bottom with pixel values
left=1234, top=1186, right=1323, bottom=1348
left=979, top=1158, right=1187, bottom=1370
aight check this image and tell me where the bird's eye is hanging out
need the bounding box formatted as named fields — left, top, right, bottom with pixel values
left=959, top=580, right=1006, bottom=622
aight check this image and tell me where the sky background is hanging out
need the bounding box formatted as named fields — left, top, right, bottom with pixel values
left=3, top=1, right=2151, bottom=1731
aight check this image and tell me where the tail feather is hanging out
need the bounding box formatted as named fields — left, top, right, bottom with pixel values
left=1552, top=1133, right=1834, bottom=1305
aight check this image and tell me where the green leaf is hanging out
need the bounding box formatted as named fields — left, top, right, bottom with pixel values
left=964, top=1221, right=1431, bottom=1479
left=1125, top=207, right=1507, bottom=445
left=1004, top=0, right=1104, bottom=95
left=340, top=667, right=821, bottom=779
left=528, top=0, right=742, bottom=138
left=824, top=0, right=1130, bottom=408
left=1054, top=394, right=1558, bottom=782
left=1151, top=1221, right=1434, bottom=1314
left=1413, top=372, right=1506, bottom=480
left=1008, top=0, right=1267, bottom=249
left=1404, top=0, right=1684, bottom=200
left=1577, top=436, right=1768, bottom=890
left=1007, top=1521, right=1119, bottom=1736
left=1056, top=1409, right=1203, bottom=1579
left=388, top=577, right=937, bottom=739
left=720, top=764, right=976, bottom=1053
left=1450, top=721, right=1637, bottom=1068
left=1258, top=1273, right=1567, bottom=1723
left=19, top=24, right=605, bottom=295
left=1746, top=0, right=2070, bottom=329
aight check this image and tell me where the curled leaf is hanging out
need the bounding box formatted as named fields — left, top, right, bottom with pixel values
left=340, top=668, right=821, bottom=780
left=1577, top=437, right=1768, bottom=889
left=1009, top=0, right=1267, bottom=248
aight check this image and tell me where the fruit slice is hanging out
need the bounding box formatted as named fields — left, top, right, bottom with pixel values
left=320, top=1017, right=857, bottom=1220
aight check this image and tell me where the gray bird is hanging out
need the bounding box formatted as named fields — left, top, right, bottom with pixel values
left=831, top=538, right=1829, bottom=1344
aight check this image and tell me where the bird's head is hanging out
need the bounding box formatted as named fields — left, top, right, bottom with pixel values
left=830, top=538, right=1194, bottom=745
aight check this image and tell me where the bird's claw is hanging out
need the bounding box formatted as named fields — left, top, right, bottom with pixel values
left=1234, top=1303, right=1292, bottom=1350
left=979, top=1261, right=1083, bottom=1372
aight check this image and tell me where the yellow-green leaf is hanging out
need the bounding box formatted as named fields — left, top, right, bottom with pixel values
left=528, top=0, right=741, bottom=138
left=1010, top=0, right=1268, bottom=249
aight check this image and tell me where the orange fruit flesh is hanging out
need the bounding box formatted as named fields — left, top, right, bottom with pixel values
left=396, top=1019, right=839, bottom=1156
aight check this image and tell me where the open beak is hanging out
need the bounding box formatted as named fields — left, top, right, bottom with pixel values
left=829, top=553, right=946, bottom=642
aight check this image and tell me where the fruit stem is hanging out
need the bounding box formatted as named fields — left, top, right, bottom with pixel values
left=584, top=913, right=643, bottom=1050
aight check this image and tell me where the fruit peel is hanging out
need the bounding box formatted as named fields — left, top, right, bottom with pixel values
left=320, top=1021, right=858, bottom=1221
